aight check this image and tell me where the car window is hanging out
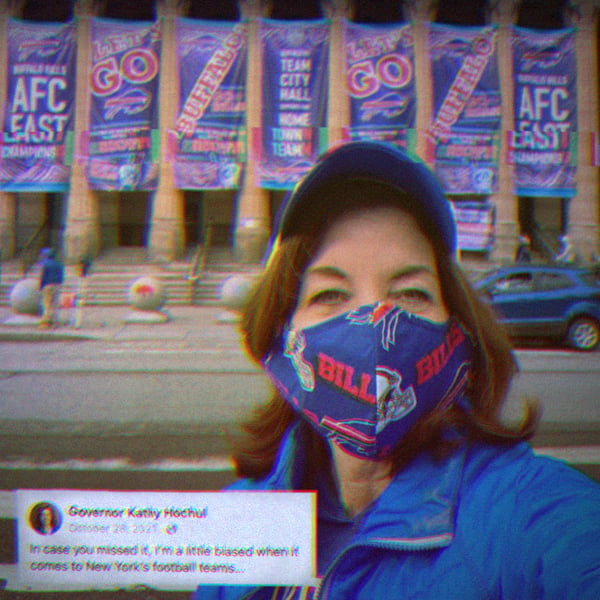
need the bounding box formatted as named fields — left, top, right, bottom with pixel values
left=534, top=272, right=572, bottom=291
left=489, top=272, right=534, bottom=294
left=579, top=271, right=600, bottom=287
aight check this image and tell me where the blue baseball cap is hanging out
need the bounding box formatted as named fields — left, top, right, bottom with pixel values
left=272, top=141, right=457, bottom=256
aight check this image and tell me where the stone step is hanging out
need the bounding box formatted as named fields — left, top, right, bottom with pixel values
left=1, top=263, right=260, bottom=307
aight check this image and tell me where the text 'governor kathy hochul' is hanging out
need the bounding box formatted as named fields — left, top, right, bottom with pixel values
left=16, top=490, right=317, bottom=591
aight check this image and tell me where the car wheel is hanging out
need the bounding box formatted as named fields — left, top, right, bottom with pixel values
left=567, top=317, right=600, bottom=351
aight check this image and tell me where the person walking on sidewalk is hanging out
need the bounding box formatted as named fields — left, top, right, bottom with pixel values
left=71, top=257, right=91, bottom=328
left=39, top=249, right=64, bottom=328
left=515, top=234, right=531, bottom=263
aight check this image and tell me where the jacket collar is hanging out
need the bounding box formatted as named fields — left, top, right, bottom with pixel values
left=263, top=421, right=465, bottom=547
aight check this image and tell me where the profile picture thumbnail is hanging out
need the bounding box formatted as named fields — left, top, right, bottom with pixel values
left=28, top=502, right=62, bottom=535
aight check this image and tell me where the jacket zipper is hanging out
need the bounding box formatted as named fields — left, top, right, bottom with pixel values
left=314, top=533, right=453, bottom=600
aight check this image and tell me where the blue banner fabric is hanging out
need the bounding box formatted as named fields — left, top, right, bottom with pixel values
left=510, top=27, right=577, bottom=197
left=452, top=200, right=495, bottom=252
left=259, top=19, right=329, bottom=189
left=345, top=22, right=416, bottom=151
left=87, top=19, right=161, bottom=190
left=1, top=19, right=76, bottom=191
left=174, top=18, right=248, bottom=189
left=427, top=24, right=501, bottom=195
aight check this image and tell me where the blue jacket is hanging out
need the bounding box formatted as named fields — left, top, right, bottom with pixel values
left=193, top=423, right=600, bottom=599
left=40, top=257, right=64, bottom=288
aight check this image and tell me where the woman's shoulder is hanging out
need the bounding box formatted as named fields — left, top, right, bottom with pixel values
left=459, top=440, right=600, bottom=590
left=462, top=439, right=599, bottom=498
left=459, top=439, right=600, bottom=513
left=454, top=441, right=600, bottom=597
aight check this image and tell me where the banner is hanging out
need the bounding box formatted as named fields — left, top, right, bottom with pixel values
left=87, top=19, right=161, bottom=190
left=1, top=19, right=76, bottom=191
left=427, top=24, right=501, bottom=195
left=175, top=19, right=248, bottom=189
left=259, top=19, right=329, bottom=189
left=593, top=132, right=600, bottom=167
left=510, top=27, right=577, bottom=197
left=345, top=22, right=416, bottom=150
left=452, top=200, right=495, bottom=252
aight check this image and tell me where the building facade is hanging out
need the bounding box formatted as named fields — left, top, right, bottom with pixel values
left=0, top=0, right=598, bottom=265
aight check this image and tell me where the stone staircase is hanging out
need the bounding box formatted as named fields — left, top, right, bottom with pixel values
left=0, top=247, right=263, bottom=307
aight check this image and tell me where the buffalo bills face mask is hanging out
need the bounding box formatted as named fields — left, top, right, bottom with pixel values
left=262, top=303, right=474, bottom=459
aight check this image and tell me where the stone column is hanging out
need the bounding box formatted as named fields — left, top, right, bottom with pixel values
left=489, top=0, right=520, bottom=263
left=0, top=1, right=21, bottom=259
left=325, top=0, right=350, bottom=146
left=566, top=0, right=599, bottom=260
left=234, top=0, right=270, bottom=263
left=148, top=0, right=185, bottom=262
left=408, top=0, right=437, bottom=165
left=63, top=0, right=100, bottom=263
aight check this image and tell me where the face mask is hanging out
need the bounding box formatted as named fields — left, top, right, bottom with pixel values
left=262, top=303, right=474, bottom=459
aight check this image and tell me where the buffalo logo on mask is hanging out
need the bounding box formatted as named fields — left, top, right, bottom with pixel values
left=346, top=302, right=400, bottom=350
left=263, top=303, right=474, bottom=458
left=375, top=367, right=417, bottom=433
left=284, top=329, right=315, bottom=391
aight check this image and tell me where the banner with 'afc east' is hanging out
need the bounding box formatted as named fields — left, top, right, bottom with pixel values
left=427, top=24, right=501, bottom=196
left=87, top=19, right=161, bottom=191
left=345, top=22, right=416, bottom=152
left=1, top=19, right=76, bottom=192
left=259, top=19, right=329, bottom=189
left=510, top=27, right=577, bottom=197
left=175, top=18, right=248, bottom=190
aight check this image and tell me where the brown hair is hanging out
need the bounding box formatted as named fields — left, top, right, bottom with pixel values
left=232, top=184, right=539, bottom=480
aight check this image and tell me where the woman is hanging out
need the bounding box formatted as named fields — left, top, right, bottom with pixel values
left=30, top=502, right=61, bottom=535
left=193, top=142, right=600, bottom=599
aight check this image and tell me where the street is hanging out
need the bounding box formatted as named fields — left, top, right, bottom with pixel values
left=1, top=337, right=600, bottom=428
left=0, top=335, right=599, bottom=479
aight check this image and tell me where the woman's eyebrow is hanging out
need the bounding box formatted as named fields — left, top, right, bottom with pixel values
left=388, top=265, right=437, bottom=281
left=303, top=265, right=348, bottom=280
left=303, top=264, right=437, bottom=285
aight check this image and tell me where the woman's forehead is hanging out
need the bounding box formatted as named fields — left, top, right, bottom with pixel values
left=306, top=206, right=438, bottom=272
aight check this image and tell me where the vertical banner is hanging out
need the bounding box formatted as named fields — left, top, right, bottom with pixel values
left=510, top=27, right=577, bottom=197
left=345, top=22, right=416, bottom=150
left=88, top=19, right=161, bottom=191
left=175, top=18, right=248, bottom=189
left=427, top=24, right=501, bottom=195
left=259, top=19, right=329, bottom=189
left=452, top=200, right=495, bottom=252
left=593, top=132, right=600, bottom=167
left=1, top=19, right=75, bottom=191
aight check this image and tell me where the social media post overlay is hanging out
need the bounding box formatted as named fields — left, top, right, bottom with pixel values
left=16, top=490, right=317, bottom=591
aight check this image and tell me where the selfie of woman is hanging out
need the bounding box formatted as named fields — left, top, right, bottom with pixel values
left=192, top=141, right=600, bottom=599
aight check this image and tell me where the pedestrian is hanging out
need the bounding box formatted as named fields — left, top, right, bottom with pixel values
left=556, top=234, right=576, bottom=264
left=73, top=257, right=91, bottom=328
left=192, top=141, right=600, bottom=599
left=38, top=249, right=64, bottom=328
left=515, top=234, right=531, bottom=263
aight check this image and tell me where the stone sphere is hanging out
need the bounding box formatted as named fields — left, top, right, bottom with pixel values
left=127, top=276, right=166, bottom=311
left=220, top=274, right=255, bottom=312
left=10, top=278, right=41, bottom=315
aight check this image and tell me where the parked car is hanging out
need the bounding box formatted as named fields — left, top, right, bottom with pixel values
left=473, top=265, right=600, bottom=351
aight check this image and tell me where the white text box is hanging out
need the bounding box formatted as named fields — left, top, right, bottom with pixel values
left=16, top=490, right=316, bottom=590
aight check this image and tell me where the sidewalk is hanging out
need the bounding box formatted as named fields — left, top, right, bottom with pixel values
left=0, top=303, right=244, bottom=348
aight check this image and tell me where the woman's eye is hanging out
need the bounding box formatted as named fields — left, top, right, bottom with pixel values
left=307, top=289, right=349, bottom=306
left=389, top=289, right=432, bottom=308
